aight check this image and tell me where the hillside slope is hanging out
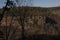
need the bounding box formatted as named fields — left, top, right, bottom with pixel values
left=0, top=7, right=60, bottom=39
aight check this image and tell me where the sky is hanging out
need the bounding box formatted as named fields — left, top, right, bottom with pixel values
left=0, top=0, right=60, bottom=8
left=33, top=0, right=60, bottom=7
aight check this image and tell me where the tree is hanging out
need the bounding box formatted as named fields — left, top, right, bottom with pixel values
left=15, top=0, right=33, bottom=6
left=15, top=0, right=33, bottom=40
left=0, top=0, right=33, bottom=40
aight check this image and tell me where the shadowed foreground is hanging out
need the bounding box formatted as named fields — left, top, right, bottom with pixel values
left=18, top=34, right=60, bottom=40
left=25, top=35, right=60, bottom=40
left=0, top=26, right=60, bottom=40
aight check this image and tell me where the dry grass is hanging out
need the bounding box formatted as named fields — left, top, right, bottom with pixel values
left=0, top=7, right=60, bottom=40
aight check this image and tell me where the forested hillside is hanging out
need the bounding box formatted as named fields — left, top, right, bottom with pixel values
left=0, top=7, right=60, bottom=40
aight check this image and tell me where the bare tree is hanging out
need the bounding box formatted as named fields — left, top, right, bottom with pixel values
left=15, top=0, right=33, bottom=40
left=15, top=0, right=33, bottom=6
left=0, top=0, right=33, bottom=40
left=0, top=0, right=16, bottom=40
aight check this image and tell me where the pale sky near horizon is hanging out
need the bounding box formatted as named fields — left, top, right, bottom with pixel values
left=0, top=0, right=60, bottom=8
left=33, top=0, right=60, bottom=7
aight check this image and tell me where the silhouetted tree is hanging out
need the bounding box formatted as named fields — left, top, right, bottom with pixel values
left=0, top=0, right=15, bottom=40
left=0, top=0, right=33, bottom=40
left=15, top=0, right=33, bottom=40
